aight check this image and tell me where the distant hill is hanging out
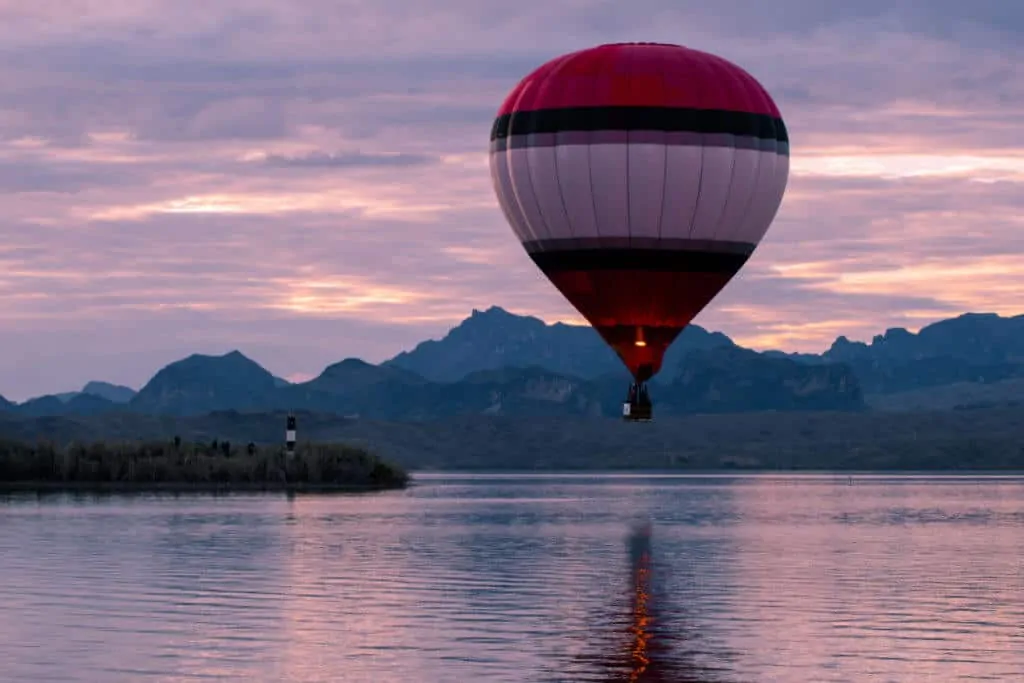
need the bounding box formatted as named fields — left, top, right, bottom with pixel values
left=16, top=393, right=120, bottom=418
left=276, top=353, right=859, bottom=420
left=130, top=350, right=280, bottom=416
left=0, top=343, right=863, bottom=420
left=384, top=305, right=735, bottom=381
left=279, top=358, right=435, bottom=419
left=663, top=346, right=863, bottom=413
left=306, top=358, right=427, bottom=394
left=387, top=308, right=1024, bottom=399
left=866, top=378, right=1024, bottom=412
left=6, top=307, right=1024, bottom=419
left=82, top=381, right=136, bottom=404
left=767, top=313, right=1024, bottom=393
left=14, top=380, right=137, bottom=409
left=826, top=313, right=1024, bottom=365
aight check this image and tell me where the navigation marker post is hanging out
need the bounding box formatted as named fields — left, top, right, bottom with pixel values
left=285, top=413, right=297, bottom=459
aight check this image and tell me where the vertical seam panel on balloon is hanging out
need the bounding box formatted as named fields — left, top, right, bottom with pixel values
left=624, top=47, right=634, bottom=247
left=529, top=53, right=576, bottom=242
left=706, top=57, right=740, bottom=243
left=505, top=79, right=541, bottom=244
left=489, top=116, right=528, bottom=245
left=505, top=79, right=537, bottom=245
left=550, top=53, right=583, bottom=241
left=774, top=113, right=792, bottom=216
left=744, top=81, right=783, bottom=245
left=731, top=71, right=771, bottom=246
left=684, top=51, right=707, bottom=240
left=645, top=46, right=667, bottom=328
left=521, top=67, right=561, bottom=243
left=752, top=84, right=788, bottom=242
left=727, top=67, right=763, bottom=245
left=767, top=153, right=790, bottom=229
left=490, top=152, right=518, bottom=243
left=586, top=52, right=603, bottom=239
left=654, top=48, right=670, bottom=242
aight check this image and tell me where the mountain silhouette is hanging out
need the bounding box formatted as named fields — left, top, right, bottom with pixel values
left=385, top=305, right=735, bottom=381
left=4, top=308, right=1024, bottom=419
left=82, top=381, right=137, bottom=404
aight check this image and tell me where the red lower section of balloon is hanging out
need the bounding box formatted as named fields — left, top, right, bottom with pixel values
left=541, top=268, right=738, bottom=381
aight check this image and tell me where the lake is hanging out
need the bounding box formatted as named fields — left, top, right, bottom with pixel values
left=2, top=473, right=1023, bottom=682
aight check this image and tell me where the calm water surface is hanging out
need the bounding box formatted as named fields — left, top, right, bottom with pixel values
left=2, top=474, right=1023, bottom=682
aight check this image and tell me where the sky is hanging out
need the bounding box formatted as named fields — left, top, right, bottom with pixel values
left=0, top=1, right=1022, bottom=400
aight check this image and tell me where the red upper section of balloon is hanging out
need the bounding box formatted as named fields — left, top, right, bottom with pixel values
left=496, top=42, right=781, bottom=118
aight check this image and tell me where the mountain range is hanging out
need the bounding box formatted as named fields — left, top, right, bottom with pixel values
left=2, top=307, right=1023, bottom=420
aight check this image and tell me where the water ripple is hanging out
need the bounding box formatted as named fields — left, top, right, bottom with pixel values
left=1, top=475, right=1023, bottom=682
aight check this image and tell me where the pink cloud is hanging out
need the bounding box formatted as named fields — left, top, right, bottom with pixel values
left=0, top=1, right=1022, bottom=399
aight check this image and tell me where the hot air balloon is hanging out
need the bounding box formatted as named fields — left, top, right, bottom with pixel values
left=488, top=42, right=789, bottom=421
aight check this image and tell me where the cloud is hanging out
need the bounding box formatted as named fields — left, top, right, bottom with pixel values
left=263, top=150, right=439, bottom=169
left=0, top=0, right=1021, bottom=398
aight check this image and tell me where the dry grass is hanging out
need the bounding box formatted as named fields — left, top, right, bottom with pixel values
left=0, top=438, right=409, bottom=491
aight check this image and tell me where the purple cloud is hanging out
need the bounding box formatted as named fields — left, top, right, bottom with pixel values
left=263, top=151, right=440, bottom=169
left=0, top=0, right=1021, bottom=399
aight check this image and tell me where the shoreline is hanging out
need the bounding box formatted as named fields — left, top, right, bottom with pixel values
left=407, top=468, right=1024, bottom=475
left=0, top=479, right=410, bottom=494
left=0, top=439, right=410, bottom=493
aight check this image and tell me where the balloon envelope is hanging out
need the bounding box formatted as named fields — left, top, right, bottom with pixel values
left=489, top=42, right=789, bottom=382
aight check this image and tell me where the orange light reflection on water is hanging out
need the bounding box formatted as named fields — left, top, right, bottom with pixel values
left=628, top=549, right=652, bottom=682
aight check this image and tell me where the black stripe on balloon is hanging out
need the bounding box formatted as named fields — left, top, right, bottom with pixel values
left=490, top=106, right=787, bottom=143
left=522, top=237, right=756, bottom=255
left=527, top=247, right=750, bottom=274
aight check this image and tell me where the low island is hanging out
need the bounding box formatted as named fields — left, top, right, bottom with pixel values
left=0, top=438, right=410, bottom=493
